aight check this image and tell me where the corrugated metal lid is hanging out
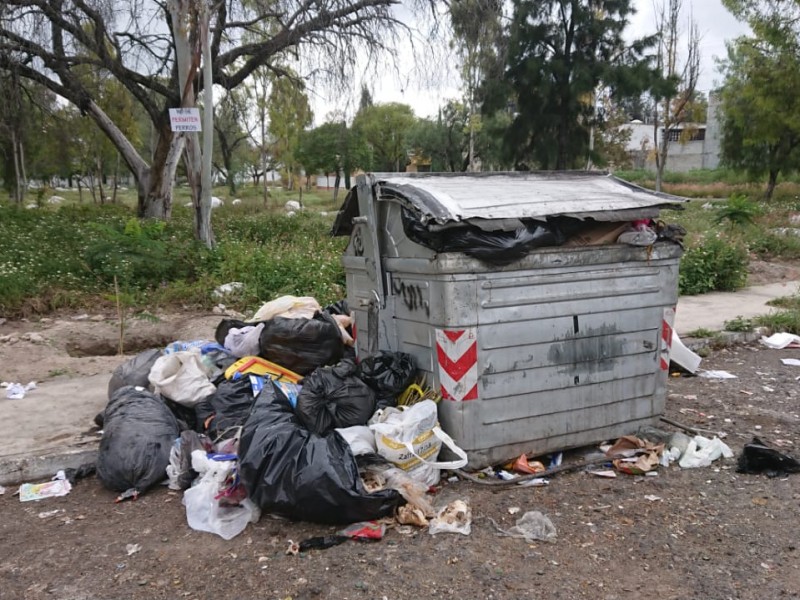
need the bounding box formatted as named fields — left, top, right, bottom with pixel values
left=377, top=171, right=688, bottom=225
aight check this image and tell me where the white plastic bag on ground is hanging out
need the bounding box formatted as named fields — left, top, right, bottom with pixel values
left=369, top=400, right=468, bottom=486
left=491, top=510, right=557, bottom=543
left=250, top=295, right=321, bottom=322
left=148, top=350, right=216, bottom=406
left=182, top=451, right=259, bottom=540
left=760, top=332, right=800, bottom=349
left=678, top=435, right=733, bottom=469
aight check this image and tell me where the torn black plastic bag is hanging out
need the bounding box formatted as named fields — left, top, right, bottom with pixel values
left=194, top=378, right=256, bottom=439
left=358, top=351, right=416, bottom=410
left=238, top=381, right=401, bottom=524
left=96, top=386, right=180, bottom=494
left=401, top=208, right=566, bottom=266
left=295, top=360, right=376, bottom=435
left=107, top=348, right=162, bottom=400
left=737, top=437, right=800, bottom=476
left=258, top=312, right=344, bottom=375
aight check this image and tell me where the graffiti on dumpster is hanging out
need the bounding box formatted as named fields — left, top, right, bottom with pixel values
left=391, top=278, right=429, bottom=317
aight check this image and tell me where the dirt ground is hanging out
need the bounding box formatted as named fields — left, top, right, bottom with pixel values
left=2, top=262, right=800, bottom=600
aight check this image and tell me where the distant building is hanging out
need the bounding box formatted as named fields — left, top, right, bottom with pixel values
left=621, top=92, right=722, bottom=171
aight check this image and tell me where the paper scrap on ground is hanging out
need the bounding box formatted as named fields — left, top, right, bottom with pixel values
left=18, top=470, right=72, bottom=501
left=781, top=358, right=800, bottom=366
left=699, top=370, right=737, bottom=379
left=761, top=333, right=800, bottom=349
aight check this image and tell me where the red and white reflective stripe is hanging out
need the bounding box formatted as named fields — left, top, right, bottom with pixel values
left=660, top=307, right=676, bottom=370
left=435, top=328, right=479, bottom=401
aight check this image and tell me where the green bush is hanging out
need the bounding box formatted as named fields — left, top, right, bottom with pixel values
left=679, top=235, right=749, bottom=295
left=714, top=193, right=761, bottom=228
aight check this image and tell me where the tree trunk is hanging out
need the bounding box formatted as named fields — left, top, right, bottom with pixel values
left=11, top=129, right=22, bottom=204
left=96, top=156, right=106, bottom=204
left=333, top=168, right=341, bottom=204
left=112, top=154, right=120, bottom=204
left=765, top=170, right=779, bottom=201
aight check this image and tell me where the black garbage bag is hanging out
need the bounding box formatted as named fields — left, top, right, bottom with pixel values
left=107, top=349, right=162, bottom=400
left=96, top=386, right=180, bottom=494
left=737, top=437, right=800, bottom=477
left=258, top=312, right=344, bottom=375
left=238, top=380, right=401, bottom=524
left=295, top=360, right=376, bottom=435
left=402, top=208, right=566, bottom=266
left=194, top=378, right=256, bottom=439
left=323, top=299, right=350, bottom=317
left=358, top=351, right=416, bottom=409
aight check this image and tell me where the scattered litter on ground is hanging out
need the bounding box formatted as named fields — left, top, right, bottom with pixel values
left=490, top=510, right=557, bottom=543
left=737, top=437, right=800, bottom=477
left=699, top=370, right=737, bottom=379
left=2, top=380, right=37, bottom=399
left=780, top=358, right=800, bottom=366
left=678, top=436, right=733, bottom=469
left=125, top=543, right=141, bottom=556
left=760, top=333, right=800, bottom=349
left=19, top=470, right=72, bottom=502
left=37, top=509, right=63, bottom=519
left=0, top=485, right=5, bottom=495
left=671, top=332, right=702, bottom=373
left=644, top=495, right=662, bottom=502
left=429, top=500, right=472, bottom=536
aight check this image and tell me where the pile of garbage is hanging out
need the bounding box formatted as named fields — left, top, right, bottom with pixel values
left=92, top=295, right=468, bottom=540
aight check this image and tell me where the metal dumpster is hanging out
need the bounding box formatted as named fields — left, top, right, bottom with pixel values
left=332, top=172, right=687, bottom=469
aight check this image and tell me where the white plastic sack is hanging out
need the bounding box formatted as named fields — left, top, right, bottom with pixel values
left=369, top=400, right=468, bottom=486
left=760, top=332, right=800, bottom=349
left=428, top=499, right=472, bottom=535
left=182, top=451, right=259, bottom=540
left=678, top=435, right=734, bottom=469
left=148, top=350, right=216, bottom=406
left=335, top=425, right=376, bottom=456
left=250, top=295, right=321, bottom=322
left=223, top=323, right=264, bottom=358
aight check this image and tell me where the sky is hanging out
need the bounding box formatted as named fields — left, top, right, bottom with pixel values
left=310, top=0, right=752, bottom=124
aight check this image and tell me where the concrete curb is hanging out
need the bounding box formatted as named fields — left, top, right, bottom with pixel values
left=680, top=330, right=763, bottom=353
left=0, top=445, right=98, bottom=487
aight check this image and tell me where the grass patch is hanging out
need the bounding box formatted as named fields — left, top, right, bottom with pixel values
left=724, top=316, right=755, bottom=332
left=0, top=187, right=346, bottom=317
left=754, top=310, right=800, bottom=334
left=685, top=327, right=715, bottom=338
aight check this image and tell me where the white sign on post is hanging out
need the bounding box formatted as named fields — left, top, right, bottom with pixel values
left=169, top=108, right=202, bottom=132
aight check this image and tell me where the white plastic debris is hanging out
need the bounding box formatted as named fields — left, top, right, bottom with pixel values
left=492, top=510, right=557, bottom=543
left=671, top=331, right=702, bottom=373
left=211, top=196, right=225, bottom=208
left=4, top=381, right=37, bottom=399
left=678, top=436, right=733, bottom=469
left=781, top=358, right=800, bottom=366
left=760, top=333, right=800, bottom=349
left=0, top=485, right=5, bottom=495
left=284, top=200, right=301, bottom=211
left=126, top=543, right=142, bottom=556
left=698, top=370, right=737, bottom=379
